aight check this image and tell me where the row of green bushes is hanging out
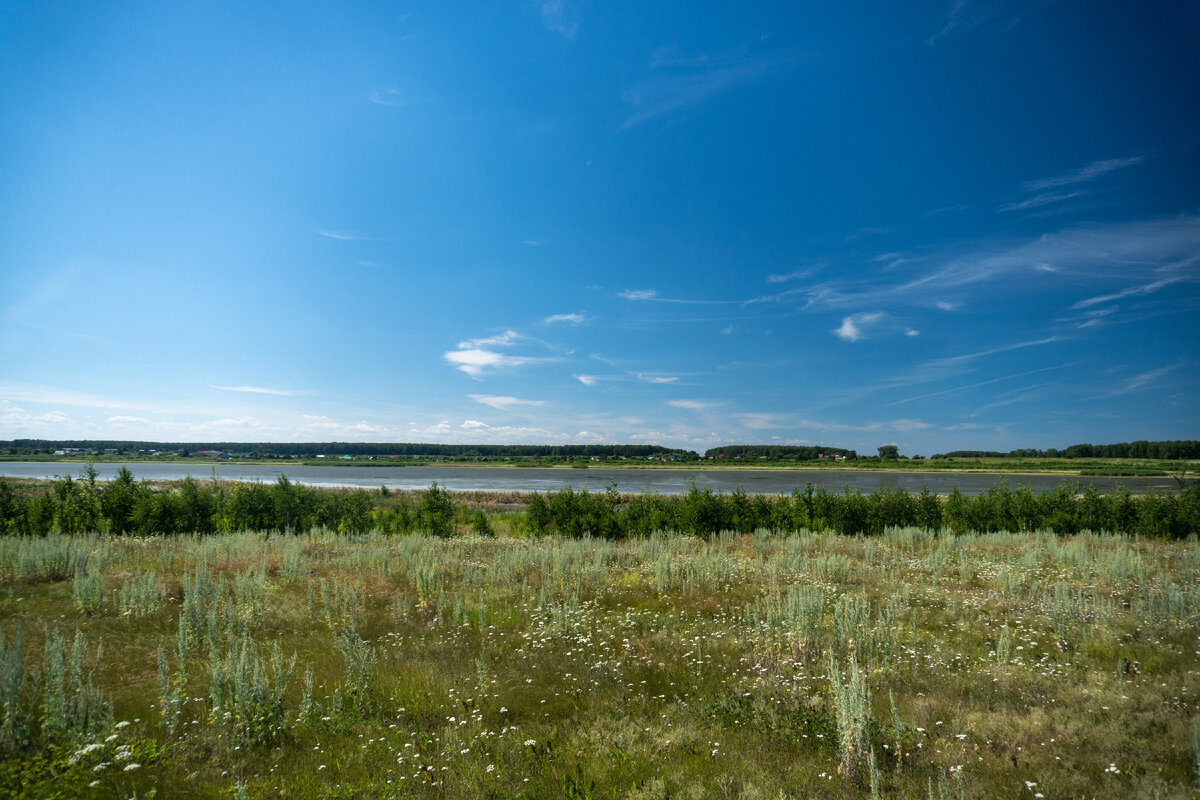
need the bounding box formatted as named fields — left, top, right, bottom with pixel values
left=0, top=469, right=397, bottom=537
left=524, top=481, right=1200, bottom=539
left=1, top=468, right=1197, bottom=538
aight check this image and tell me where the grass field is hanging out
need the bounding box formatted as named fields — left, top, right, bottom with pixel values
left=2, top=526, right=1198, bottom=799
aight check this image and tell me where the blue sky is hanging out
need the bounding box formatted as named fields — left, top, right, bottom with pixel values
left=2, top=0, right=1198, bottom=455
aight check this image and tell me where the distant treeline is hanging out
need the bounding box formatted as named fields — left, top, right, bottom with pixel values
left=2, top=469, right=1197, bottom=539
left=932, top=440, right=1200, bottom=460
left=702, top=445, right=858, bottom=460
left=0, top=440, right=696, bottom=459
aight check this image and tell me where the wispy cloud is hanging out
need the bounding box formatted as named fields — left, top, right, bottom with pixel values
left=834, top=312, right=884, bottom=342
left=999, top=190, right=1085, bottom=212
left=544, top=312, right=587, bottom=325
left=637, top=374, right=679, bottom=384
left=781, top=215, right=1200, bottom=312
left=668, top=399, right=719, bottom=410
left=618, top=48, right=795, bottom=131
left=936, top=336, right=1059, bottom=366
left=998, top=156, right=1144, bottom=213
left=541, top=0, right=578, bottom=40
left=1098, top=363, right=1181, bottom=398
left=766, top=266, right=820, bottom=283
left=1023, top=156, right=1143, bottom=191
left=210, top=385, right=297, bottom=396
left=1071, top=275, right=1189, bottom=309
left=619, top=288, right=740, bottom=305
left=735, top=412, right=793, bottom=430
left=459, top=330, right=525, bottom=348
left=316, top=229, right=371, bottom=241
left=887, top=362, right=1076, bottom=406
left=574, top=374, right=600, bottom=386
left=368, top=88, right=404, bottom=107
left=1124, top=365, right=1174, bottom=392
left=928, top=0, right=969, bottom=43
left=928, top=0, right=1027, bottom=45
left=0, top=383, right=128, bottom=409
left=468, top=394, right=546, bottom=411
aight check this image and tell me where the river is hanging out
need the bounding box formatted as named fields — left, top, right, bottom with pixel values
left=0, top=461, right=1180, bottom=496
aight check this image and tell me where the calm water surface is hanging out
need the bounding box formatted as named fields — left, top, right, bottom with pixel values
left=0, top=462, right=1180, bottom=495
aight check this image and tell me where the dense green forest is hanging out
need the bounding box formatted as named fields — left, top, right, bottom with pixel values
left=2, top=469, right=1197, bottom=539
left=4, top=438, right=1197, bottom=462
left=702, top=445, right=858, bottom=459
left=932, top=440, right=1200, bottom=460
left=0, top=440, right=697, bottom=459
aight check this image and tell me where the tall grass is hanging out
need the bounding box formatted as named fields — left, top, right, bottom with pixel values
left=0, top=524, right=1197, bottom=798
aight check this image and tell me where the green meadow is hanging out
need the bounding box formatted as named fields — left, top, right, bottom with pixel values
left=2, top=516, right=1199, bottom=799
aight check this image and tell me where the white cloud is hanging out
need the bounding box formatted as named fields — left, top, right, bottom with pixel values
left=1071, top=276, right=1188, bottom=310
left=316, top=229, right=369, bottom=241
left=668, top=400, right=719, bottom=410
left=1120, top=365, right=1176, bottom=394
left=935, top=301, right=960, bottom=311
left=619, top=287, right=740, bottom=305
left=206, top=416, right=264, bottom=429
left=544, top=312, right=586, bottom=325
left=888, top=362, right=1073, bottom=407
left=469, top=394, right=546, bottom=411
left=446, top=328, right=558, bottom=377
left=766, top=267, right=818, bottom=283
left=1023, top=156, right=1143, bottom=191
left=834, top=312, right=884, bottom=342
left=210, top=385, right=297, bottom=396
left=106, top=415, right=150, bottom=424
left=791, top=215, right=1200, bottom=312
left=541, top=0, right=578, bottom=39
left=444, top=348, right=543, bottom=377
left=638, top=374, right=679, bottom=384
left=905, top=328, right=920, bottom=336
left=0, top=383, right=127, bottom=409
left=459, top=330, right=523, bottom=348
left=618, top=51, right=795, bottom=131
left=735, top=412, right=792, bottom=430
left=368, top=88, right=403, bottom=107
left=999, top=190, right=1085, bottom=212
left=574, top=374, right=600, bottom=386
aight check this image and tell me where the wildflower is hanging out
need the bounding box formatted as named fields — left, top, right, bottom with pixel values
left=124, top=763, right=141, bottom=772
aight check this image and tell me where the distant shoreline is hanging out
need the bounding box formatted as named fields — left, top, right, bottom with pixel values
left=1, top=454, right=1192, bottom=477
